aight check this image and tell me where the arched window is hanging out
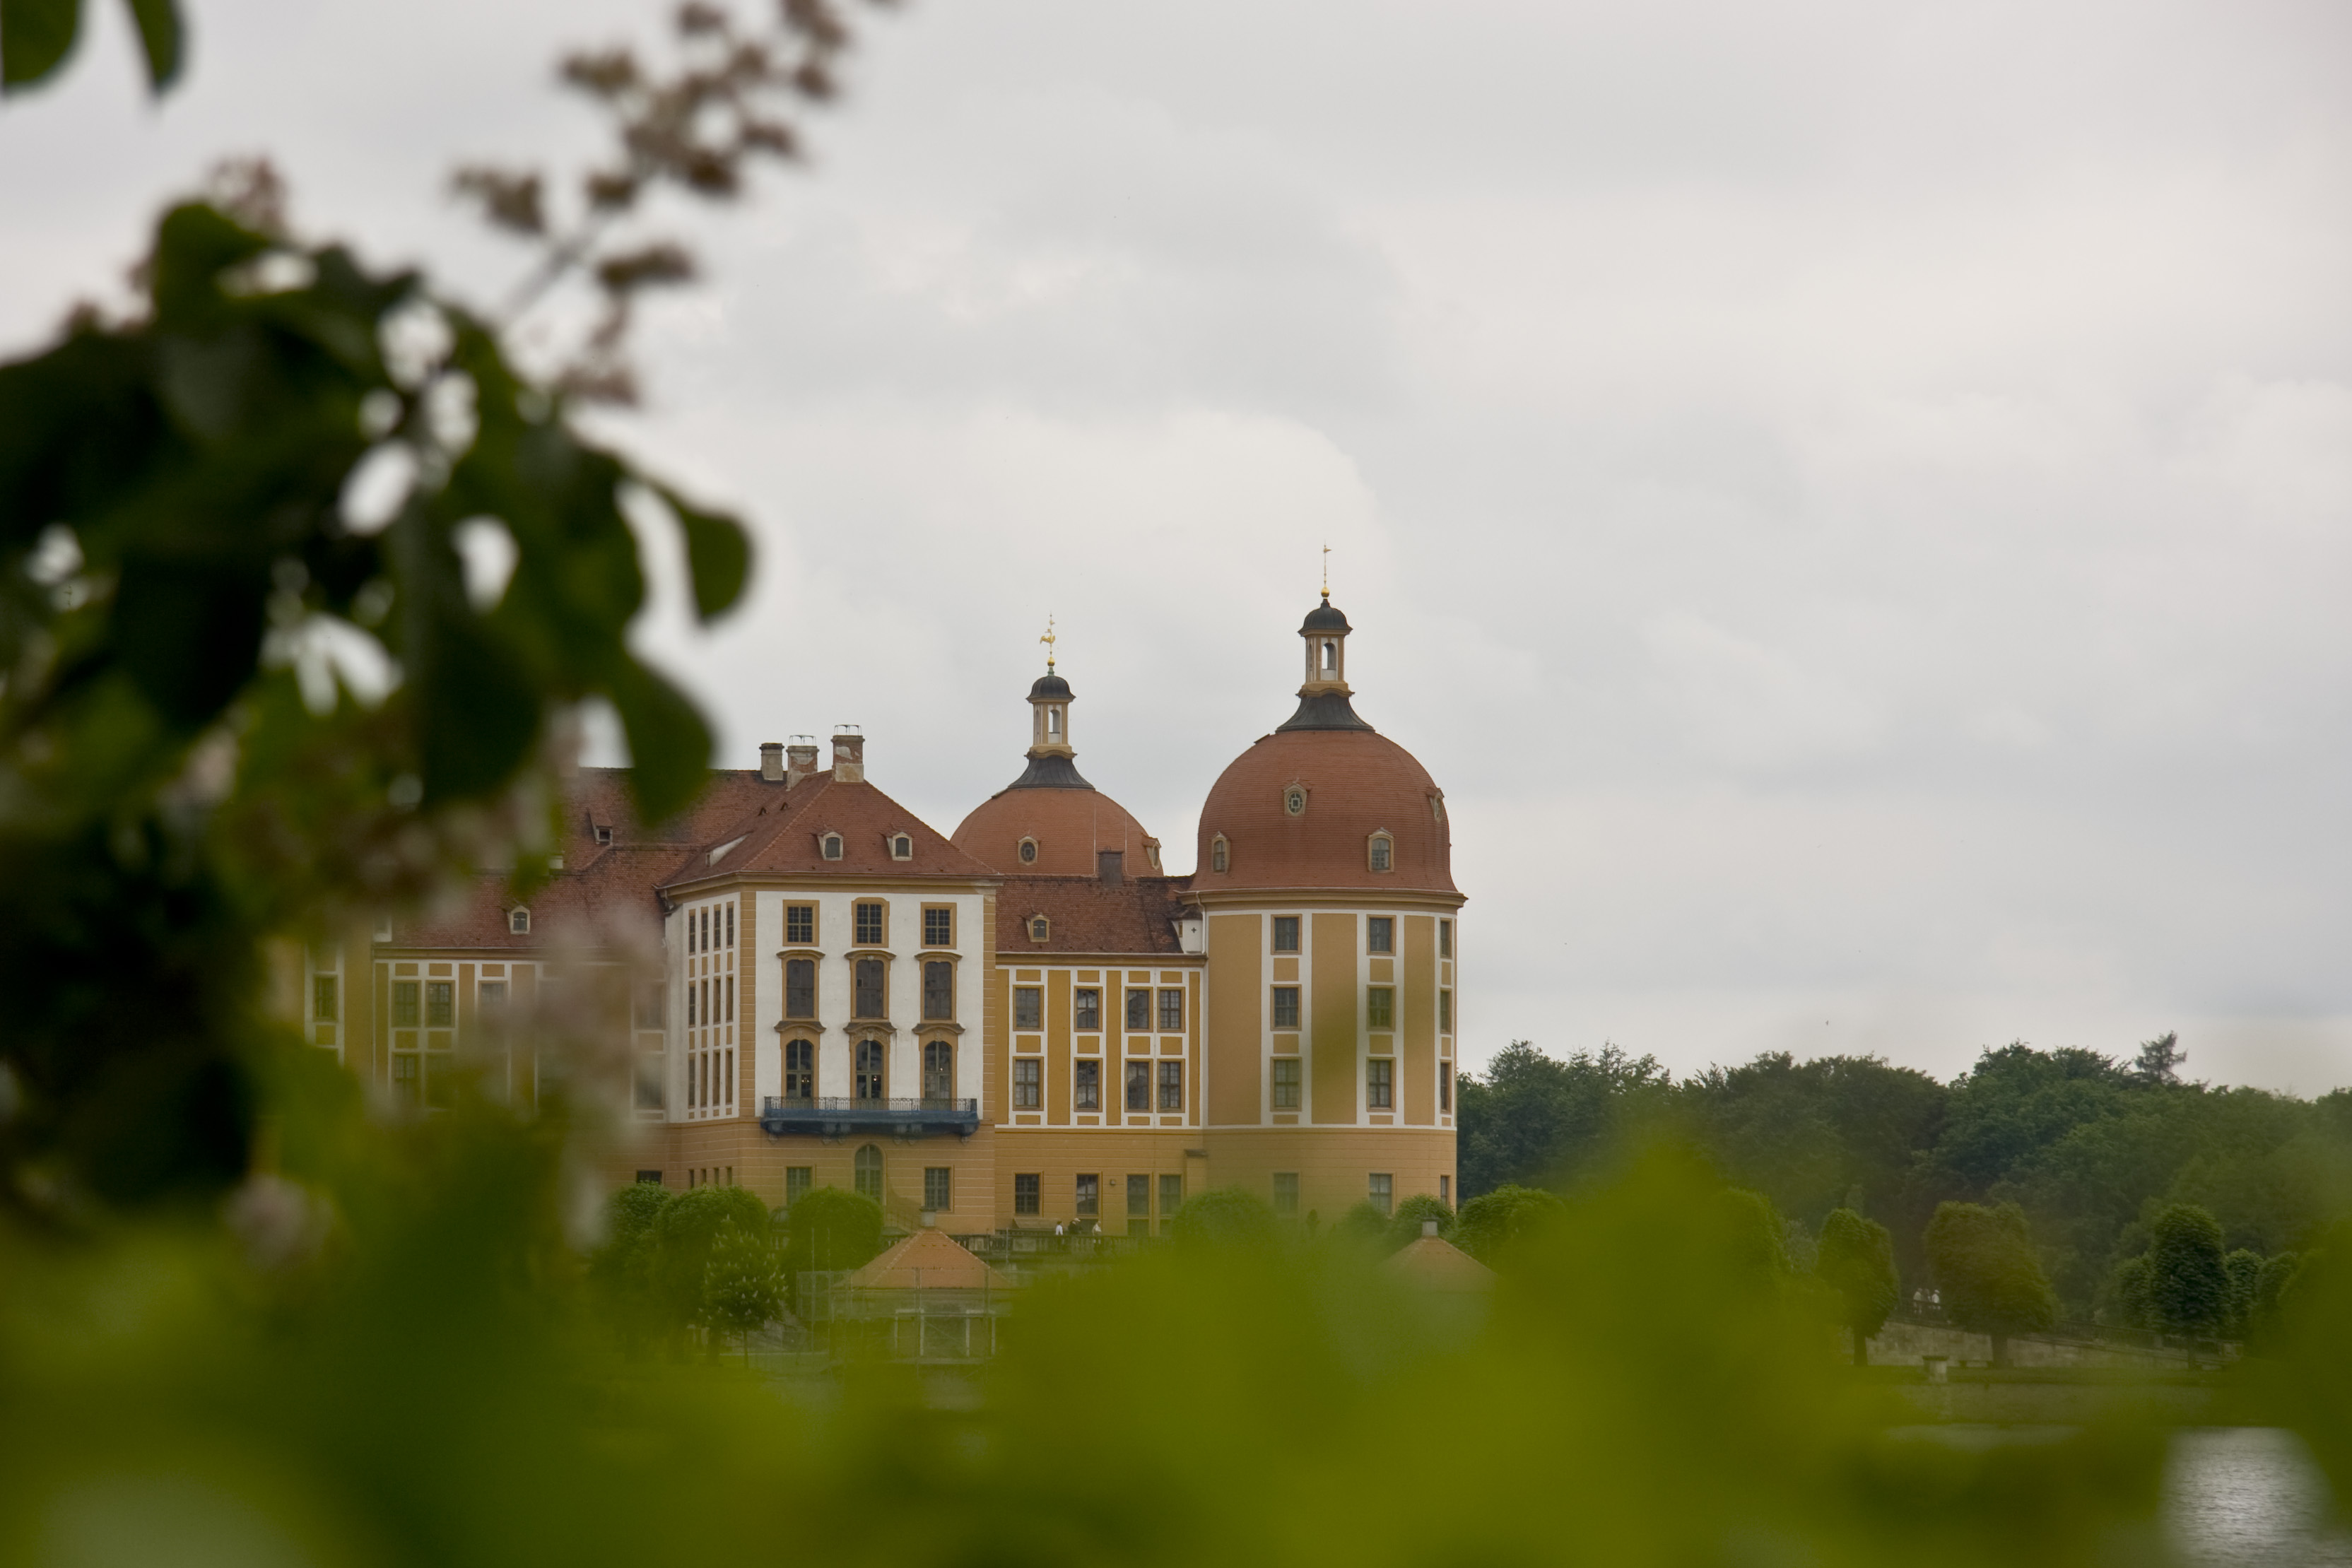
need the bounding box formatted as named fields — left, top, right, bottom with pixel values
left=922, top=1039, right=953, bottom=1101
left=509, top=907, right=530, bottom=934
left=1210, top=835, right=1228, bottom=873
left=854, top=1143, right=883, bottom=1203
left=1047, top=707, right=1062, bottom=737
left=1368, top=831, right=1394, bottom=873
left=855, top=1039, right=886, bottom=1102
left=890, top=833, right=913, bottom=860
left=1320, top=638, right=1338, bottom=675
left=784, top=1038, right=813, bottom=1100
left=1018, top=837, right=1039, bottom=863
left=821, top=833, right=843, bottom=860
left=1028, top=916, right=1051, bottom=943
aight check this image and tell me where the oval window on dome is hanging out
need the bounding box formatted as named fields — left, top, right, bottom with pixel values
left=1283, top=787, right=1306, bottom=816
left=1018, top=837, right=1039, bottom=864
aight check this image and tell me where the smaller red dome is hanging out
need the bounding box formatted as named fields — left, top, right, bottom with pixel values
left=953, top=788, right=1158, bottom=878
left=1196, top=729, right=1454, bottom=895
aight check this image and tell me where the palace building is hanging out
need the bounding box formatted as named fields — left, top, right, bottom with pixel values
left=305, top=595, right=1463, bottom=1234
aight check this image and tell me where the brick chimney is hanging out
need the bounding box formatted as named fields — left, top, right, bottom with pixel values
left=758, top=741, right=784, bottom=782
left=784, top=736, right=818, bottom=788
left=831, top=726, right=864, bottom=784
left=1097, top=849, right=1124, bottom=885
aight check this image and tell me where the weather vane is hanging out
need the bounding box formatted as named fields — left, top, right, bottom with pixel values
left=1040, top=613, right=1057, bottom=672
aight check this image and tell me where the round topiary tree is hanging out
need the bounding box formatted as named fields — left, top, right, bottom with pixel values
left=1923, top=1201, right=2057, bottom=1367
left=655, top=1185, right=771, bottom=1354
left=587, top=1182, right=674, bottom=1355
left=1815, top=1208, right=1898, bottom=1366
left=1167, top=1186, right=1279, bottom=1253
left=1384, top=1193, right=1454, bottom=1254
left=1449, top=1184, right=1567, bottom=1267
left=779, top=1185, right=886, bottom=1312
left=2146, top=1203, right=2228, bottom=1341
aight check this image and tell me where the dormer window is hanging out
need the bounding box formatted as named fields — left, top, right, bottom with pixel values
left=1144, top=839, right=1162, bottom=872
left=509, top=907, right=531, bottom=935
left=889, top=833, right=913, bottom=861
left=1210, top=835, right=1228, bottom=873
left=1368, top=831, right=1394, bottom=873
left=1028, top=915, right=1051, bottom=943
left=1018, top=837, right=1039, bottom=864
left=594, top=825, right=613, bottom=846
left=821, top=833, right=843, bottom=861
left=1283, top=786, right=1306, bottom=816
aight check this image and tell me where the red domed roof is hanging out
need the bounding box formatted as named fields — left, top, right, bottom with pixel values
left=1196, top=728, right=1455, bottom=895
left=953, top=786, right=1160, bottom=878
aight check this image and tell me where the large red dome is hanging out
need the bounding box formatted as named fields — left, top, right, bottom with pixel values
left=1196, top=728, right=1455, bottom=895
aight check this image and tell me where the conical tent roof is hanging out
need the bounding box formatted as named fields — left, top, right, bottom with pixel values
left=846, top=1227, right=1015, bottom=1292
left=1380, top=1234, right=1496, bottom=1294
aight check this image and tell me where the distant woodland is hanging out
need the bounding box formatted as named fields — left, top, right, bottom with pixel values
left=1455, top=1037, right=2352, bottom=1315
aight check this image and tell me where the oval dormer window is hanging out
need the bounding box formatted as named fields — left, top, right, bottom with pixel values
left=890, top=833, right=913, bottom=860
left=1283, top=787, right=1306, bottom=817
left=821, top=833, right=844, bottom=861
left=1018, top=837, right=1038, bottom=864
left=509, top=907, right=530, bottom=935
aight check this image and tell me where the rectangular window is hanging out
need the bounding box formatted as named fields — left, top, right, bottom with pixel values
left=392, top=980, right=419, bottom=1028
left=1125, top=1061, right=1151, bottom=1112
left=1270, top=986, right=1300, bottom=1030
left=786, top=904, right=815, bottom=945
left=1367, top=1059, right=1394, bottom=1109
left=1074, top=987, right=1100, bottom=1032
left=784, top=1038, right=814, bottom=1100
left=1366, top=986, right=1394, bottom=1030
left=1369, top=1173, right=1394, bottom=1215
left=855, top=1038, right=886, bottom=1101
left=1366, top=917, right=1394, bottom=954
left=726, top=902, right=735, bottom=948
left=1013, top=1057, right=1042, bottom=1110
left=785, top=958, right=816, bottom=1019
left=1013, top=986, right=1043, bottom=1031
left=1158, top=1060, right=1183, bottom=1112
left=1440, top=1061, right=1453, bottom=1112
left=1014, top=1174, right=1040, bottom=1215
left=478, top=979, right=508, bottom=1022
left=1271, top=916, right=1300, bottom=953
left=425, top=980, right=454, bottom=1027
left=1440, top=1174, right=1452, bottom=1206
left=923, top=906, right=953, bottom=948
left=1075, top=1174, right=1099, bottom=1217
left=1272, top=1172, right=1299, bottom=1217
left=1159, top=1173, right=1182, bottom=1222
left=1439, top=989, right=1452, bottom=1033
left=854, top=901, right=885, bottom=946
left=724, top=974, right=734, bottom=1022
left=392, top=1053, right=420, bottom=1103
left=1074, top=1059, right=1100, bottom=1111
left=1125, top=988, right=1151, bottom=1030
left=634, top=980, right=666, bottom=1030
left=786, top=1167, right=813, bottom=1209
left=1126, top=1174, right=1150, bottom=1237
left=922, top=960, right=954, bottom=1020
left=922, top=1039, right=953, bottom=1100
left=1438, top=919, right=1452, bottom=959
left=1271, top=1058, right=1301, bottom=1110
left=854, top=957, right=886, bottom=1019
left=924, top=1167, right=951, bottom=1212
left=1158, top=989, right=1183, bottom=1031
left=312, top=974, right=338, bottom=1022
left=634, top=1051, right=665, bottom=1112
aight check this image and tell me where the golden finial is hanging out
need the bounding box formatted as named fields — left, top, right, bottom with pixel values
left=1321, top=543, right=1331, bottom=601
left=1040, top=613, right=1057, bottom=672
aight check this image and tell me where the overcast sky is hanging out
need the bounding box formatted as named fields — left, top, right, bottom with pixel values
left=8, top=0, right=2349, bottom=1092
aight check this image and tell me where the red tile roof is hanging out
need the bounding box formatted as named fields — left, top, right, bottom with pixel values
left=994, top=875, right=1195, bottom=957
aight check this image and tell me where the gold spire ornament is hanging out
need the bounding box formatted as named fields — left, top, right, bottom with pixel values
left=1040, top=614, right=1057, bottom=672
left=1321, top=543, right=1331, bottom=600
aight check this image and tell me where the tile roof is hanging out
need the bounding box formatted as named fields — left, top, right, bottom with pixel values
left=995, top=875, right=1195, bottom=957
left=659, top=772, right=996, bottom=891
left=1380, top=1234, right=1496, bottom=1293
left=846, top=1226, right=1015, bottom=1292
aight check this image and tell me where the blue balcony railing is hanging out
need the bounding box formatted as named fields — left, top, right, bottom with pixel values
left=759, top=1096, right=980, bottom=1138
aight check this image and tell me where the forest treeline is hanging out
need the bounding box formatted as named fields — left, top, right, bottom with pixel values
left=1456, top=1036, right=2352, bottom=1314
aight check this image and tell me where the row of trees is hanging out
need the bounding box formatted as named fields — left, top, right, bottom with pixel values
left=1457, top=1037, right=2352, bottom=1316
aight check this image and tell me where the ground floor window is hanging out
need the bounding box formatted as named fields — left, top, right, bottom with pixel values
left=1075, top=1173, right=1099, bottom=1217
left=1013, top=1173, right=1040, bottom=1215
left=1272, top=1173, right=1298, bottom=1216
left=786, top=1167, right=813, bottom=1209
left=924, top=1166, right=951, bottom=1213
left=1159, top=1173, right=1182, bottom=1228
left=1126, top=1174, right=1150, bottom=1237
left=854, top=1143, right=883, bottom=1203
left=1368, top=1172, right=1393, bottom=1216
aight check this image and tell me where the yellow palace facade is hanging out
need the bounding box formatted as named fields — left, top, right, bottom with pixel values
left=302, top=596, right=1463, bottom=1235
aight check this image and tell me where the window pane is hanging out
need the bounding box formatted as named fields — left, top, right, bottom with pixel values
left=1366, top=917, right=1394, bottom=954
left=786, top=1039, right=813, bottom=1099
left=787, top=904, right=814, bottom=945
left=1013, top=986, right=1042, bottom=1031
left=856, top=1039, right=886, bottom=1100
left=1013, top=1058, right=1041, bottom=1109
left=923, top=960, right=953, bottom=1020
left=854, top=957, right=885, bottom=1018
left=1159, top=1174, right=1183, bottom=1224
left=1369, top=1173, right=1393, bottom=1215
left=1272, top=1173, right=1298, bottom=1216
left=1127, top=1174, right=1150, bottom=1214
left=1271, top=916, right=1299, bottom=952
left=786, top=958, right=816, bottom=1019
left=1367, top=987, right=1394, bottom=1030
left=854, top=902, right=883, bottom=945
left=1369, top=837, right=1391, bottom=871
left=924, top=1167, right=951, bottom=1212
left=923, top=1040, right=953, bottom=1100
left=1125, top=1061, right=1151, bottom=1112
left=1439, top=989, right=1452, bottom=1032
left=1438, top=919, right=1452, bottom=958
left=787, top=1167, right=813, bottom=1208
left=1125, top=989, right=1151, bottom=1030
left=1014, top=1174, right=1040, bottom=1215
left=312, top=974, right=338, bottom=1022
left=635, top=980, right=666, bottom=1030
left=1368, top=1059, right=1393, bottom=1109
left=854, top=1144, right=883, bottom=1203
left=1074, top=1060, right=1100, bottom=1110
left=924, top=907, right=952, bottom=947
left=1441, top=1061, right=1453, bottom=1113
left=1271, top=1059, right=1300, bottom=1110
left=1074, top=988, right=1100, bottom=1032
left=1075, top=1174, right=1099, bottom=1216
left=1157, top=989, right=1182, bottom=1031
left=1158, top=1060, right=1182, bottom=1112
left=425, top=981, right=454, bottom=1027
left=1210, top=838, right=1227, bottom=872
left=392, top=981, right=418, bottom=1028
left=1271, top=986, right=1300, bottom=1030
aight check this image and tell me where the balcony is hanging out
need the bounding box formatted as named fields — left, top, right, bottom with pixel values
left=759, top=1096, right=980, bottom=1140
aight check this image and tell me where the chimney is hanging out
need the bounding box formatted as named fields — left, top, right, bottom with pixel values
left=831, top=726, right=864, bottom=783
left=1421, top=1218, right=1440, bottom=1239
left=784, top=736, right=819, bottom=788
left=1097, top=849, right=1124, bottom=885
left=758, top=741, right=784, bottom=782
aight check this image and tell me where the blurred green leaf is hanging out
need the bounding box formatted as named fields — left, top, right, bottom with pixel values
left=604, top=654, right=711, bottom=825
left=0, top=0, right=80, bottom=90
left=122, top=0, right=177, bottom=88
left=655, top=483, right=750, bottom=623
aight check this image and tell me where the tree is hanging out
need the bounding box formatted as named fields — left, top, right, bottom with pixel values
left=655, top=1184, right=768, bottom=1355
left=778, top=1184, right=884, bottom=1309
left=2129, top=1032, right=2187, bottom=1086
left=587, top=1181, right=674, bottom=1354
left=1167, top=1186, right=1278, bottom=1253
left=1450, top=1184, right=1568, bottom=1267
left=2144, top=1203, right=2228, bottom=1340
left=1455, top=1041, right=1673, bottom=1198
left=2248, top=1251, right=2303, bottom=1349
left=702, top=1217, right=784, bottom=1363
left=1815, top=1208, right=1898, bottom=1365
left=1384, top=1193, right=1454, bottom=1254
left=1923, top=1201, right=2057, bottom=1367
left=1332, top=1201, right=1390, bottom=1250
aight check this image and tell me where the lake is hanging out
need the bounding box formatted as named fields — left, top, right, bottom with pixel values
left=2168, top=1428, right=2351, bottom=1567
